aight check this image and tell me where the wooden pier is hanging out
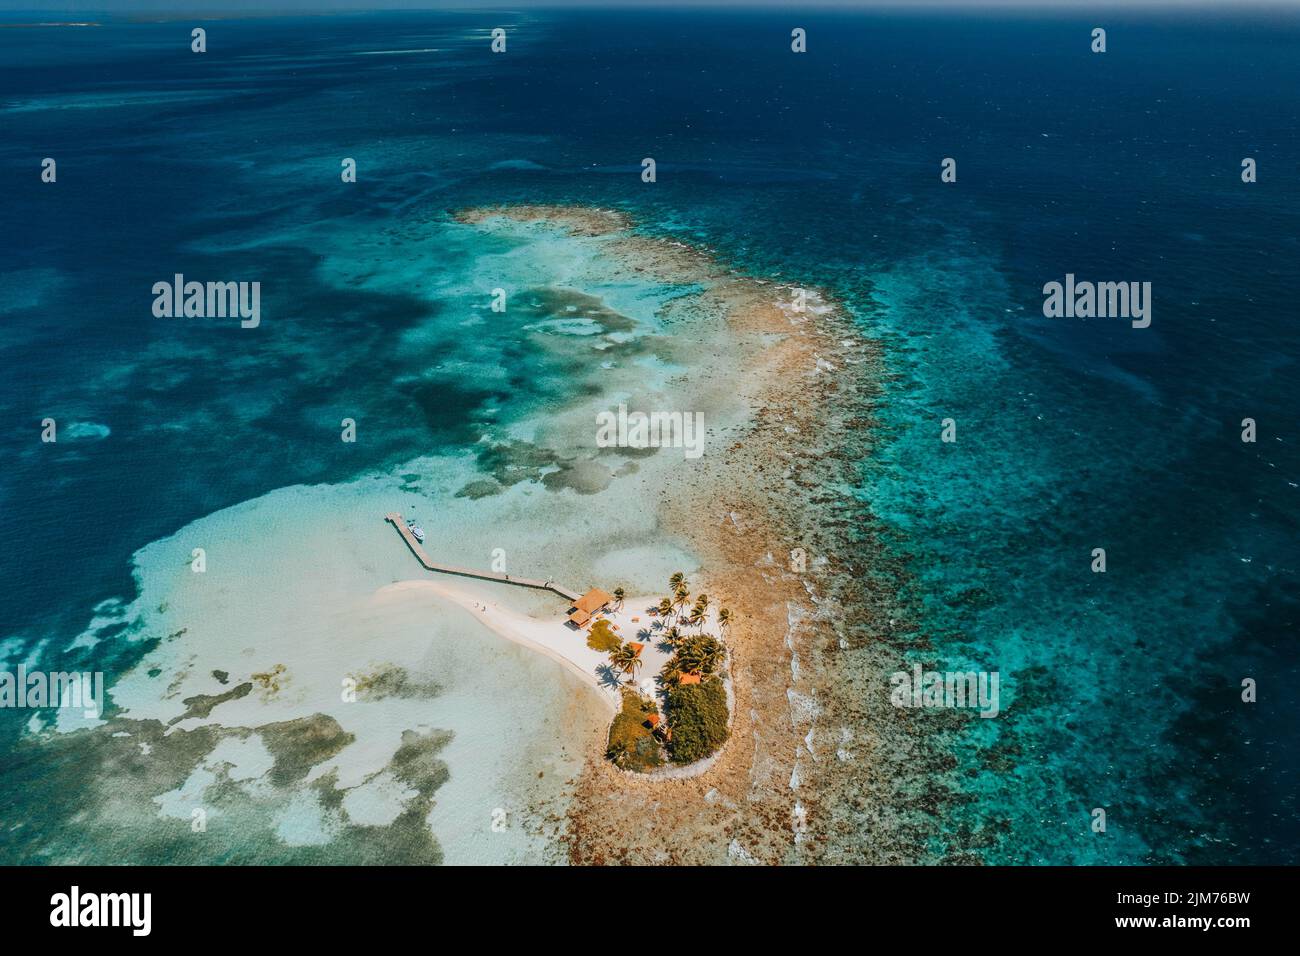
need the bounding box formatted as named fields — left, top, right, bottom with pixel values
left=384, top=513, right=583, bottom=602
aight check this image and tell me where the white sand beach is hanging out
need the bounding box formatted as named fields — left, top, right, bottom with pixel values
left=377, top=580, right=694, bottom=714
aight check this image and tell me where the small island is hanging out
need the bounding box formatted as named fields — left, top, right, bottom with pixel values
left=382, top=517, right=736, bottom=777
left=598, top=574, right=733, bottom=774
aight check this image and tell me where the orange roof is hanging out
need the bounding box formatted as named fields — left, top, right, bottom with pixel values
left=627, top=642, right=644, bottom=657
left=646, top=713, right=661, bottom=727
left=574, top=588, right=614, bottom=614
left=678, top=672, right=701, bottom=685
left=568, top=608, right=591, bottom=626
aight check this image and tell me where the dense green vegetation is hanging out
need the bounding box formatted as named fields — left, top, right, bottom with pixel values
left=600, top=573, right=734, bottom=772
left=606, top=690, right=663, bottom=772
left=665, top=678, right=729, bottom=764
left=663, top=634, right=726, bottom=683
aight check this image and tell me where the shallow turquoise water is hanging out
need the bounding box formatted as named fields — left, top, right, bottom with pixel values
left=1, top=9, right=1296, bottom=864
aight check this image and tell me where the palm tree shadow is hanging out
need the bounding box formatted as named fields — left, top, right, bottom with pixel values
left=596, top=664, right=623, bottom=690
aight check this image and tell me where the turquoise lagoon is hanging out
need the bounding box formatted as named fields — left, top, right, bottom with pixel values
left=1, top=9, right=1297, bottom=864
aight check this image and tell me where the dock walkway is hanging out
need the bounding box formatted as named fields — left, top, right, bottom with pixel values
left=384, top=513, right=583, bottom=602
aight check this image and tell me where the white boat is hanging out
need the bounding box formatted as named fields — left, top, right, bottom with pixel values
left=407, top=522, right=425, bottom=543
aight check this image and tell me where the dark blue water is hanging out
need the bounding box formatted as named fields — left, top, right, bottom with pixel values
left=1, top=9, right=1296, bottom=863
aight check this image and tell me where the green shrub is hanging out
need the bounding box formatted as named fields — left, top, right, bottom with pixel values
left=606, top=690, right=663, bottom=772
left=665, top=678, right=729, bottom=764
left=586, top=619, right=620, bottom=653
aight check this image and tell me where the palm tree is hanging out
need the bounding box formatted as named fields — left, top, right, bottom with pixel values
left=717, top=608, right=732, bottom=634
left=687, top=607, right=705, bottom=630
left=609, top=644, right=643, bottom=685
left=673, top=584, right=691, bottom=617
left=664, top=625, right=682, bottom=648
left=657, top=597, right=674, bottom=620
left=612, top=587, right=625, bottom=610
left=693, top=593, right=710, bottom=617
left=699, top=641, right=726, bottom=675
left=669, top=572, right=686, bottom=592
left=675, top=634, right=726, bottom=676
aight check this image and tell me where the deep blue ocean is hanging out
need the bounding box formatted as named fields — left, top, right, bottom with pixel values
left=1, top=8, right=1296, bottom=864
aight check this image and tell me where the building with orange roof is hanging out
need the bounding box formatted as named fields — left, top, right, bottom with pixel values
left=566, top=588, right=613, bottom=630
left=573, top=588, right=613, bottom=614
